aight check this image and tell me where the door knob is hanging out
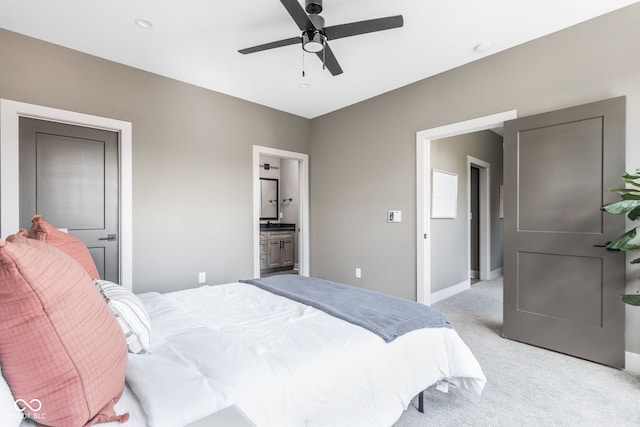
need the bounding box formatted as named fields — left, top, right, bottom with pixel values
left=98, top=234, right=117, bottom=242
left=593, top=242, right=619, bottom=251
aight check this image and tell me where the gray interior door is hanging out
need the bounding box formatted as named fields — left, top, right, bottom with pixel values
left=503, top=96, right=626, bottom=368
left=19, top=117, right=119, bottom=282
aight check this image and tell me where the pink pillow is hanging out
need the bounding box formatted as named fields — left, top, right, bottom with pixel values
left=27, top=214, right=101, bottom=280
left=0, top=231, right=128, bottom=426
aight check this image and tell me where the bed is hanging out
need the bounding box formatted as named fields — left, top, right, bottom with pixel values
left=111, top=277, right=484, bottom=426
left=2, top=218, right=485, bottom=427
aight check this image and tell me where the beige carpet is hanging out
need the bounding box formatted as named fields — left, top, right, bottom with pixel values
left=394, top=277, right=640, bottom=427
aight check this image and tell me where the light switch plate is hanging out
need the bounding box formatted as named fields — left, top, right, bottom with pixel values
left=388, top=210, right=402, bottom=223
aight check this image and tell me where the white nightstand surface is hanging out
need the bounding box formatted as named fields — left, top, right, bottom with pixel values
left=184, top=405, right=257, bottom=427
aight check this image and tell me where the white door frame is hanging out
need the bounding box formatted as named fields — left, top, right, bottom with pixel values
left=416, top=110, right=517, bottom=305
left=253, top=145, right=309, bottom=277
left=467, top=156, right=491, bottom=281
left=0, top=99, right=133, bottom=290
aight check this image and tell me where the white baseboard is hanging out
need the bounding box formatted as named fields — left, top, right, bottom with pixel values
left=431, top=279, right=470, bottom=304
left=488, top=267, right=503, bottom=280
left=626, top=351, right=640, bottom=375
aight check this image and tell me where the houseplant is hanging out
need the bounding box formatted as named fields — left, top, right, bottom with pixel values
left=602, top=168, right=640, bottom=306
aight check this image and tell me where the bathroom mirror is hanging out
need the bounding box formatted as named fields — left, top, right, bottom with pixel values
left=260, top=178, right=279, bottom=220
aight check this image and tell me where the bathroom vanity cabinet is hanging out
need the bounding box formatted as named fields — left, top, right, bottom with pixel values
left=260, top=224, right=295, bottom=274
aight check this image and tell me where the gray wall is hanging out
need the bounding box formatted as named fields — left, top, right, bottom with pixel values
left=430, top=130, right=504, bottom=292
left=309, top=4, right=640, bottom=353
left=0, top=28, right=310, bottom=294
left=2, top=3, right=640, bottom=355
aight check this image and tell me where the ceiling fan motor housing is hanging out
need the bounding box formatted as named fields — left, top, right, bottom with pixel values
left=305, top=0, right=323, bottom=14
left=309, top=14, right=325, bottom=29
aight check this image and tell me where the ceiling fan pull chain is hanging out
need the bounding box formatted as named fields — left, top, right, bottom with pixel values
left=302, top=47, right=306, bottom=77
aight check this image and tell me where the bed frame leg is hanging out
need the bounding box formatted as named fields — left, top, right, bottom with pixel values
left=418, top=391, right=424, bottom=413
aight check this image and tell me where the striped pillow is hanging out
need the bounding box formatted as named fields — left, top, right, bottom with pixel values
left=95, top=280, right=152, bottom=355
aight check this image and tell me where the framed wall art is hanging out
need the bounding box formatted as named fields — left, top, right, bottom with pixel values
left=431, top=169, right=458, bottom=218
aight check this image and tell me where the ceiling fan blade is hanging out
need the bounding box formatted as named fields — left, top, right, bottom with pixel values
left=280, top=0, right=316, bottom=31
left=324, top=15, right=403, bottom=40
left=238, top=36, right=301, bottom=54
left=315, top=43, right=343, bottom=76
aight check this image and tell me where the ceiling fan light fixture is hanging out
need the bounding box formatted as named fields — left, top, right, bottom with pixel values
left=302, top=31, right=324, bottom=53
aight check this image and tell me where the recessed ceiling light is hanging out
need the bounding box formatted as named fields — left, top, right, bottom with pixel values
left=299, top=83, right=311, bottom=89
left=474, top=41, right=492, bottom=54
left=135, top=18, right=154, bottom=29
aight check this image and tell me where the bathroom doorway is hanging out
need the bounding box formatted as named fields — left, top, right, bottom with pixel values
left=253, top=146, right=309, bottom=278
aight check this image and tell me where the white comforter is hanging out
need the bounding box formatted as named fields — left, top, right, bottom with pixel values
left=124, top=282, right=485, bottom=427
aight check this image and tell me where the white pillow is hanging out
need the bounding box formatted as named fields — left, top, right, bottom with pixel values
left=0, top=368, right=24, bottom=427
left=94, top=280, right=152, bottom=354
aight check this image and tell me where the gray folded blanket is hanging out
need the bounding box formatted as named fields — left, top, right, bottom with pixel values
left=240, top=275, right=452, bottom=342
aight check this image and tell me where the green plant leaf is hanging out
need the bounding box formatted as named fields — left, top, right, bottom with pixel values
left=605, top=170, right=640, bottom=303
left=602, top=199, right=640, bottom=214
left=607, top=227, right=637, bottom=250
left=623, top=171, right=640, bottom=180
left=622, top=294, right=640, bottom=306
left=607, top=188, right=640, bottom=195
left=629, top=206, right=640, bottom=221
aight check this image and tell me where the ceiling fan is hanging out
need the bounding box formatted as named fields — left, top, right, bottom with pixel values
left=238, top=0, right=404, bottom=76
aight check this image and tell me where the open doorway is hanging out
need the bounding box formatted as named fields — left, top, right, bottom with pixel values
left=470, top=165, right=480, bottom=282
left=253, top=146, right=309, bottom=278
left=427, top=138, right=496, bottom=301
left=468, top=157, right=491, bottom=284
left=258, top=155, right=299, bottom=276
left=415, top=110, right=516, bottom=305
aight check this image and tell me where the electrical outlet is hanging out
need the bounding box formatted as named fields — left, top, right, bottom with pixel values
left=355, top=268, right=361, bottom=278
left=198, top=272, right=206, bottom=283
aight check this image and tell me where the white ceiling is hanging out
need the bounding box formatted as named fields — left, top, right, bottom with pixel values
left=1, top=0, right=638, bottom=118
